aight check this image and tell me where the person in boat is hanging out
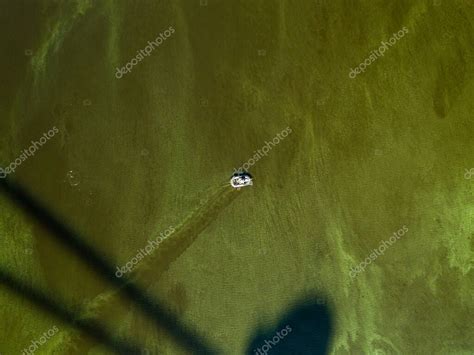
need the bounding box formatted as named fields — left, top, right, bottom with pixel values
left=230, top=172, right=253, bottom=188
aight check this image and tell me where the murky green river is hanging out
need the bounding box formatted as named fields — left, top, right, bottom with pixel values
left=0, top=0, right=473, bottom=354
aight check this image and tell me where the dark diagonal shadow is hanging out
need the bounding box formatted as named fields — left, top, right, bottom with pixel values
left=0, top=268, right=142, bottom=354
left=0, top=177, right=218, bottom=355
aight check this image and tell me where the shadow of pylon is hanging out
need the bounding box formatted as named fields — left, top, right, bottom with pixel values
left=0, top=176, right=219, bottom=355
left=0, top=268, right=143, bottom=354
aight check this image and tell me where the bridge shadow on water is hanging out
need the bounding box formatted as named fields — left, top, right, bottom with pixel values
left=246, top=296, right=333, bottom=355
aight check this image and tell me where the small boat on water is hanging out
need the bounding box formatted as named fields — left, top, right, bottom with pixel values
left=230, top=172, right=253, bottom=188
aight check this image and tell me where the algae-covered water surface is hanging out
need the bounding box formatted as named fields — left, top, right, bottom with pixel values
left=0, top=0, right=473, bottom=354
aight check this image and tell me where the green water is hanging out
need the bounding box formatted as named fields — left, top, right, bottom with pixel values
left=0, top=0, right=473, bottom=354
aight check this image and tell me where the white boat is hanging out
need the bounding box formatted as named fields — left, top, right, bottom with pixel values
left=230, top=172, right=253, bottom=188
